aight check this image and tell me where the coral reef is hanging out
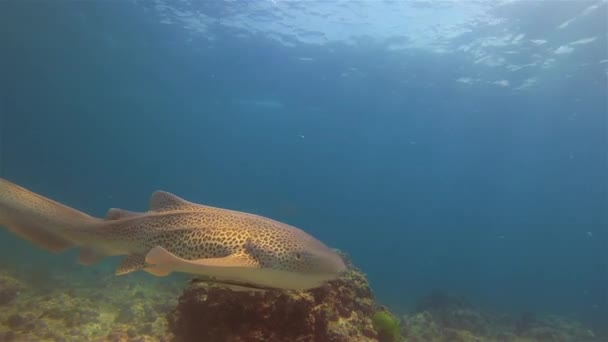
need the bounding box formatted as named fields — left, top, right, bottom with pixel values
left=0, top=262, right=602, bottom=342
left=167, top=253, right=379, bottom=342
left=514, top=313, right=598, bottom=342
left=401, top=291, right=599, bottom=342
left=0, top=274, right=23, bottom=307
left=410, top=290, right=488, bottom=337
left=0, top=269, right=179, bottom=341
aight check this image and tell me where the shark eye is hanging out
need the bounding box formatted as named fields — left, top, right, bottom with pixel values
left=295, top=253, right=302, bottom=260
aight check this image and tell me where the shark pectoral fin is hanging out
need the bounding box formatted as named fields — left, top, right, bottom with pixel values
left=145, top=246, right=183, bottom=267
left=116, top=254, right=148, bottom=275
left=190, top=254, right=259, bottom=268
left=77, top=248, right=103, bottom=265
left=143, top=266, right=172, bottom=277
left=105, top=208, right=143, bottom=220
left=145, top=246, right=259, bottom=274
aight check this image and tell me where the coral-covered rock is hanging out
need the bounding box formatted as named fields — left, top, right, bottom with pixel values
left=516, top=314, right=597, bottom=342
left=403, top=291, right=601, bottom=342
left=411, top=291, right=487, bottom=336
left=403, top=311, right=444, bottom=342
left=0, top=272, right=177, bottom=341
left=0, top=274, right=22, bottom=306
left=167, top=258, right=378, bottom=342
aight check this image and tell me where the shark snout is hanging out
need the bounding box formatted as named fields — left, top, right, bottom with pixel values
left=317, top=250, right=347, bottom=277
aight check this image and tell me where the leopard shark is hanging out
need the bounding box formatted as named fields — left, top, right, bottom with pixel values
left=0, top=177, right=346, bottom=290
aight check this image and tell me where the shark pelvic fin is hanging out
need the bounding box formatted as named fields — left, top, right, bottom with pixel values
left=143, top=266, right=172, bottom=277
left=115, top=254, right=147, bottom=275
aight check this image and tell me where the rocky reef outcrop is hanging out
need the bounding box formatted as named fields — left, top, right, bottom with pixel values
left=1, top=261, right=602, bottom=342
left=0, top=269, right=178, bottom=342
left=167, top=252, right=379, bottom=342
left=0, top=274, right=22, bottom=307
left=401, top=290, right=599, bottom=342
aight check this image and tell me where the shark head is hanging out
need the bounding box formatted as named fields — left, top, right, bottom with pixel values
left=242, top=227, right=347, bottom=288
left=251, top=231, right=346, bottom=274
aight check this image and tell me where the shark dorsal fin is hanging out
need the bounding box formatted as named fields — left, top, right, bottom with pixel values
left=149, top=191, right=194, bottom=212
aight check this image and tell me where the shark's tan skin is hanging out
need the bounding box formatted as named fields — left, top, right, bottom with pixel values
left=0, top=178, right=346, bottom=290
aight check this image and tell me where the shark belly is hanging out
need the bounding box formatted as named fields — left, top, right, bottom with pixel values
left=175, top=263, right=330, bottom=290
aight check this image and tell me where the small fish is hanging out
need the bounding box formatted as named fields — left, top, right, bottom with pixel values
left=0, top=178, right=346, bottom=290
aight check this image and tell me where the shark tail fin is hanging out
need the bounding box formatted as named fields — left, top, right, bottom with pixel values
left=0, top=178, right=101, bottom=252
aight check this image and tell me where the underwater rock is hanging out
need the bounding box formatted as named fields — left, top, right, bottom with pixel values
left=0, top=330, right=16, bottom=342
left=402, top=292, right=601, bottom=342
left=167, top=255, right=378, bottom=342
left=402, top=311, right=444, bottom=342
left=6, top=314, right=26, bottom=329
left=116, top=303, right=148, bottom=324
left=0, top=271, right=179, bottom=341
left=411, top=291, right=486, bottom=335
left=516, top=314, right=597, bottom=342
left=0, top=274, right=23, bottom=306
left=104, top=330, right=128, bottom=342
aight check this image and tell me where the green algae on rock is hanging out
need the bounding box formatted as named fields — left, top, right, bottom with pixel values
left=372, top=310, right=402, bottom=342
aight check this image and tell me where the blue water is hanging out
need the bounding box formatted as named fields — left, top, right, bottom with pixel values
left=1, top=0, right=607, bottom=335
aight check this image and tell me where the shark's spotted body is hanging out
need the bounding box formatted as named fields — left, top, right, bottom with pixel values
left=0, top=178, right=346, bottom=290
